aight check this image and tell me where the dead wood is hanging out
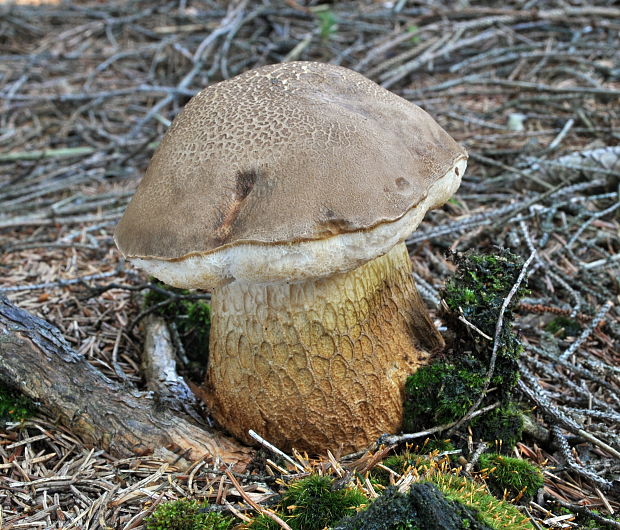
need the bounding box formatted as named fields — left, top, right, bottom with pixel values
left=141, top=314, right=203, bottom=423
left=0, top=296, right=253, bottom=469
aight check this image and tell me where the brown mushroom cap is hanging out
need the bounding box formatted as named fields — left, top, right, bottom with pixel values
left=115, top=61, right=467, bottom=288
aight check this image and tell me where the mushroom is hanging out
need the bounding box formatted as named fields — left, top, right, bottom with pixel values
left=114, top=62, right=467, bottom=454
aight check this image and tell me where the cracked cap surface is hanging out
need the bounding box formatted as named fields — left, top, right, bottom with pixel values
left=114, top=61, right=467, bottom=286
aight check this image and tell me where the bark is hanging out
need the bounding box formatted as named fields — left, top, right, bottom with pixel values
left=0, top=296, right=252, bottom=469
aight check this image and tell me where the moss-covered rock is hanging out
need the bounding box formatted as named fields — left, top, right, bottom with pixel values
left=478, top=453, right=544, bottom=499
left=442, top=249, right=528, bottom=397
left=443, top=251, right=528, bottom=326
left=145, top=499, right=233, bottom=530
left=370, top=447, right=534, bottom=528
left=334, top=482, right=492, bottom=530
left=249, top=474, right=367, bottom=530
left=430, top=473, right=534, bottom=529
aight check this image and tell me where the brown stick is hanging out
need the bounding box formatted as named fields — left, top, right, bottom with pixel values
left=0, top=296, right=252, bottom=469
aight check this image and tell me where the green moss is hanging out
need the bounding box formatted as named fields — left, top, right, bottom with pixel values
left=378, top=454, right=427, bottom=486
left=145, top=499, right=233, bottom=530
left=370, top=450, right=533, bottom=528
left=336, top=476, right=534, bottom=530
left=249, top=475, right=367, bottom=530
left=430, top=473, right=533, bottom=529
left=471, top=404, right=524, bottom=451
left=383, top=439, right=456, bottom=469
left=403, top=361, right=486, bottom=432
left=444, top=252, right=529, bottom=314
left=0, top=386, right=35, bottom=423
left=250, top=467, right=532, bottom=530
left=376, top=440, right=458, bottom=485
left=180, top=299, right=212, bottom=353
left=443, top=250, right=528, bottom=392
left=443, top=249, right=528, bottom=366
left=544, top=316, right=581, bottom=338
left=403, top=249, right=529, bottom=450
left=421, top=438, right=457, bottom=454
left=478, top=454, right=543, bottom=499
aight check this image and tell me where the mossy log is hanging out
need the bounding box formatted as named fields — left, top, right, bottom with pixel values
left=0, top=296, right=252, bottom=469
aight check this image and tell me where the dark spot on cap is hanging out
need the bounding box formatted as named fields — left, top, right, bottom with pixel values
left=395, top=177, right=410, bottom=190
left=235, top=168, right=259, bottom=200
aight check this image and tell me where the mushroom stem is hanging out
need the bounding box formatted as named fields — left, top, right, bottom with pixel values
left=204, top=241, right=444, bottom=453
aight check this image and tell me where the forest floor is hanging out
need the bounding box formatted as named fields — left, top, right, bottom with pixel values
left=0, top=1, right=619, bottom=528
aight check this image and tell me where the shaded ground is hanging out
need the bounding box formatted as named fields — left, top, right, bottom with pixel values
left=0, top=0, right=619, bottom=528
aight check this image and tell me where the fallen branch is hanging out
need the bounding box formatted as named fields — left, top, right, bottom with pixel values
left=544, top=493, right=620, bottom=529
left=142, top=314, right=202, bottom=423
left=518, top=365, right=620, bottom=457
left=377, top=401, right=500, bottom=447
left=0, top=296, right=252, bottom=469
left=248, top=429, right=305, bottom=473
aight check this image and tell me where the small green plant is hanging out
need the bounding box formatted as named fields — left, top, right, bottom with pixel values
left=145, top=499, right=233, bottom=530
left=407, top=25, right=420, bottom=44
left=315, top=8, right=338, bottom=41
left=478, top=454, right=543, bottom=499
left=249, top=474, right=367, bottom=530
left=544, top=316, right=581, bottom=338
left=0, top=386, right=35, bottom=423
